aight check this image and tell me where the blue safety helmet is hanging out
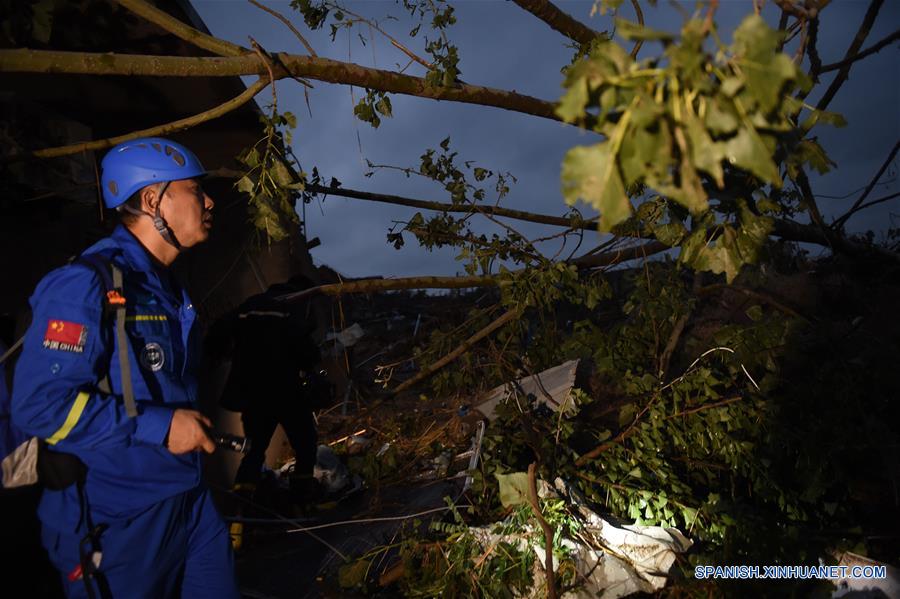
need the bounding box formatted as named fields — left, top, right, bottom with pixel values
left=100, top=137, right=206, bottom=209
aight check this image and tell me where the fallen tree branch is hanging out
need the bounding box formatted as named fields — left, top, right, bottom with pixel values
left=21, top=77, right=267, bottom=160
left=665, top=395, right=744, bottom=419
left=305, top=183, right=598, bottom=230
left=112, top=0, right=248, bottom=57
left=772, top=218, right=900, bottom=264
left=571, top=240, right=669, bottom=268
left=527, top=462, right=558, bottom=599
left=0, top=49, right=561, bottom=123
left=391, top=307, right=522, bottom=395
left=511, top=0, right=603, bottom=46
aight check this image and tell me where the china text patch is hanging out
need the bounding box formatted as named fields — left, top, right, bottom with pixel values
left=43, top=320, right=87, bottom=353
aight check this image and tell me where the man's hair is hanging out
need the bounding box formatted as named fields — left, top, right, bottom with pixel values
left=116, top=189, right=144, bottom=224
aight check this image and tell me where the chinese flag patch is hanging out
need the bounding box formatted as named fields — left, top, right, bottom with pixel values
left=43, top=320, right=87, bottom=353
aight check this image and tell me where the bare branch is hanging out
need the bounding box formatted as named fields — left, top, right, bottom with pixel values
left=811, top=0, right=884, bottom=117
left=511, top=0, right=604, bottom=46
left=629, top=0, right=645, bottom=59
left=21, top=78, right=267, bottom=160
left=330, top=3, right=432, bottom=70
left=833, top=140, right=900, bottom=229
left=248, top=0, right=318, bottom=57
left=112, top=0, right=248, bottom=57
left=0, top=49, right=561, bottom=123
left=818, top=28, right=900, bottom=74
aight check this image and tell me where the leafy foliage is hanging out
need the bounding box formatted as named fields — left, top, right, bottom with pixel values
left=557, top=14, right=844, bottom=283
left=234, top=111, right=303, bottom=242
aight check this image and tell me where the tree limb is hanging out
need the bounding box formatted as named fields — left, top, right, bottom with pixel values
left=818, top=28, right=900, bottom=73
left=811, top=0, right=884, bottom=117
left=19, top=77, right=268, bottom=160
left=772, top=218, right=900, bottom=264
left=112, top=0, right=249, bottom=57
left=511, top=0, right=603, bottom=46
left=392, top=307, right=522, bottom=395
left=0, top=49, right=561, bottom=123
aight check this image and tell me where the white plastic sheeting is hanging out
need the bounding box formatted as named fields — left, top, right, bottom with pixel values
left=473, top=359, right=580, bottom=421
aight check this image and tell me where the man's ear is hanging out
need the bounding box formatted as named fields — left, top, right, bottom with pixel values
left=140, top=185, right=159, bottom=213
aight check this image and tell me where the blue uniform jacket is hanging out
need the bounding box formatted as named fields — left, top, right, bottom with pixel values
left=12, top=225, right=202, bottom=532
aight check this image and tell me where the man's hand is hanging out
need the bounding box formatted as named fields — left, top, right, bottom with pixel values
left=166, top=409, right=215, bottom=454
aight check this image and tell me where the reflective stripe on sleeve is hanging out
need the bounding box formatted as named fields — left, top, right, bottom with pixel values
left=45, top=391, right=91, bottom=445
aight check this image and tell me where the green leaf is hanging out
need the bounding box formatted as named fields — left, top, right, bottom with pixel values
left=236, top=176, right=254, bottom=194
left=724, top=127, right=780, bottom=184
left=614, top=18, right=674, bottom=42
left=618, top=403, right=637, bottom=428
left=652, top=222, right=687, bottom=246
left=561, top=143, right=631, bottom=231
left=338, top=559, right=369, bottom=588
left=746, top=305, right=763, bottom=321
left=705, top=97, right=739, bottom=135
left=271, top=160, right=293, bottom=186
left=732, top=15, right=796, bottom=113
left=495, top=472, right=530, bottom=508
left=556, top=78, right=590, bottom=123
left=375, top=95, right=393, bottom=118
left=684, top=111, right=725, bottom=188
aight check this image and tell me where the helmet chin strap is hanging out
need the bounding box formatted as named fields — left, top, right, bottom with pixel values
left=121, top=181, right=182, bottom=250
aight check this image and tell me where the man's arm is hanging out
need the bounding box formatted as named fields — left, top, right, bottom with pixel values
left=11, top=265, right=213, bottom=453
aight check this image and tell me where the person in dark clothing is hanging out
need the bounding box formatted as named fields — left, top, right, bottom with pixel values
left=218, top=275, right=331, bottom=502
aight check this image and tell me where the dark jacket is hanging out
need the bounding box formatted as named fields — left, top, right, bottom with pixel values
left=219, top=285, right=321, bottom=412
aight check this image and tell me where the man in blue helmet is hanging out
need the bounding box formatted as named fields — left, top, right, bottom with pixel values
left=11, top=138, right=240, bottom=598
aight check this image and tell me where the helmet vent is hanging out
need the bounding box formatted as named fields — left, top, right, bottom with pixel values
left=166, top=145, right=186, bottom=166
left=107, top=181, right=118, bottom=196
left=151, top=142, right=162, bottom=152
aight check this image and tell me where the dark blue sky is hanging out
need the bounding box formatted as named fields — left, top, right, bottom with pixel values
left=193, top=0, right=899, bottom=278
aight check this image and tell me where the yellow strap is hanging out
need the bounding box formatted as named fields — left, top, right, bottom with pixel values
left=45, top=391, right=90, bottom=445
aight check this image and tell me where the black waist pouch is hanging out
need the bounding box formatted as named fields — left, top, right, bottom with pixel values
left=38, top=442, right=87, bottom=491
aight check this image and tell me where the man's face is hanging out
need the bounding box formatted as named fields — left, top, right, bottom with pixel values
left=159, top=178, right=214, bottom=248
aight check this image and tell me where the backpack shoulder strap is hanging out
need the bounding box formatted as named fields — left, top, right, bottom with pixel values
left=72, top=253, right=138, bottom=419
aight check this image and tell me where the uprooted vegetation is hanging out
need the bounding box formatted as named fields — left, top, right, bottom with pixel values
left=312, top=248, right=900, bottom=597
